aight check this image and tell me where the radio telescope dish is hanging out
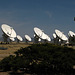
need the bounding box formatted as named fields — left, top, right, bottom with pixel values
left=17, top=35, right=23, bottom=41
left=68, top=31, right=75, bottom=37
left=40, top=32, right=47, bottom=40
left=55, top=29, right=68, bottom=41
left=34, top=27, right=44, bottom=43
left=68, top=31, right=75, bottom=45
left=34, top=27, right=51, bottom=42
left=43, top=33, right=51, bottom=41
left=34, top=27, right=43, bottom=38
left=1, top=24, right=16, bottom=43
left=25, top=35, right=31, bottom=41
left=53, top=33, right=56, bottom=38
left=52, top=33, right=60, bottom=44
left=9, top=37, right=15, bottom=41
left=1, top=24, right=16, bottom=38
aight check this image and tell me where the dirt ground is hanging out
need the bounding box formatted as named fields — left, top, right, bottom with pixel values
left=0, top=42, right=31, bottom=60
left=0, top=71, right=32, bottom=75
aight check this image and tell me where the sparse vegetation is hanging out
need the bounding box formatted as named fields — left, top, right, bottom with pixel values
left=0, top=42, right=30, bottom=60
left=0, top=43, right=75, bottom=75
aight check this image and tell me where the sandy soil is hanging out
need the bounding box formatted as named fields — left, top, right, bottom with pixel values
left=0, top=71, right=32, bottom=75
left=0, top=42, right=30, bottom=60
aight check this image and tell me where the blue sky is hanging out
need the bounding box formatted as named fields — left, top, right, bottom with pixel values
left=0, top=0, right=75, bottom=39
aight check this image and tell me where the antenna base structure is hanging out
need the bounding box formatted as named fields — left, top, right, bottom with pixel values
left=68, top=31, right=75, bottom=46
left=2, top=33, right=9, bottom=44
left=34, top=34, right=39, bottom=43
left=68, top=36, right=75, bottom=46
left=25, top=39, right=28, bottom=43
left=17, top=39, right=20, bottom=43
left=53, top=37, right=60, bottom=45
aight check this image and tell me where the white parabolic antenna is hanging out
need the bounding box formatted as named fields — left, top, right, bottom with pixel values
left=34, top=27, right=43, bottom=38
left=55, top=29, right=68, bottom=41
left=17, top=35, right=23, bottom=41
left=68, top=31, right=75, bottom=37
left=53, top=33, right=57, bottom=38
left=25, top=35, right=31, bottom=41
left=1, top=24, right=16, bottom=38
left=41, top=33, right=51, bottom=41
left=9, top=37, right=15, bottom=41
left=34, top=27, right=51, bottom=41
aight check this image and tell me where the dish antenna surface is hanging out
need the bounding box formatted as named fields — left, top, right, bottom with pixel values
left=9, top=37, right=15, bottom=41
left=1, top=24, right=16, bottom=38
left=17, top=35, right=23, bottom=41
left=68, top=31, right=75, bottom=37
left=34, top=27, right=51, bottom=42
left=25, top=35, right=31, bottom=41
left=55, top=29, right=68, bottom=41
left=41, top=33, right=51, bottom=41
left=34, top=27, right=43, bottom=38
left=53, top=33, right=57, bottom=38
left=1, top=24, right=16, bottom=43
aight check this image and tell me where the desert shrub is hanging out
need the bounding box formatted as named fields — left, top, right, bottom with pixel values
left=0, top=43, right=75, bottom=74
left=0, top=55, right=15, bottom=71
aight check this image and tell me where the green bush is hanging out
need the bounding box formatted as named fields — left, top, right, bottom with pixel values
left=0, top=43, right=75, bottom=74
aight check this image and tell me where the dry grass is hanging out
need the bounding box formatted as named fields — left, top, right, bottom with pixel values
left=0, top=42, right=31, bottom=60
